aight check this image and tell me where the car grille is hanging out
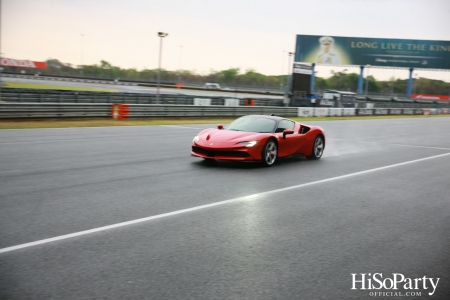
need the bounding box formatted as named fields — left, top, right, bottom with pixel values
left=192, top=146, right=250, bottom=157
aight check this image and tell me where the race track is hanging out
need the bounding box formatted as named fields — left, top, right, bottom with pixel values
left=1, top=117, right=450, bottom=299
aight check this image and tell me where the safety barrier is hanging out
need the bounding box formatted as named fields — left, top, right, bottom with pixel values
left=1, top=103, right=448, bottom=119
left=0, top=103, right=297, bottom=119
left=298, top=107, right=450, bottom=117
left=0, top=89, right=284, bottom=106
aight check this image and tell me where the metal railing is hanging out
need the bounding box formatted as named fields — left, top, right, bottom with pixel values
left=1, top=103, right=448, bottom=119
left=0, top=88, right=284, bottom=106
left=0, top=103, right=297, bottom=119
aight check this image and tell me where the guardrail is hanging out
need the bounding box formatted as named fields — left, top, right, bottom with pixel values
left=1, top=103, right=448, bottom=119
left=0, top=88, right=284, bottom=106
left=0, top=103, right=297, bottom=119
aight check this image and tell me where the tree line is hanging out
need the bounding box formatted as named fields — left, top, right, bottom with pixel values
left=3, top=59, right=450, bottom=95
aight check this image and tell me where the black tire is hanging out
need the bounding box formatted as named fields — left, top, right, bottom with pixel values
left=261, top=139, right=278, bottom=167
left=306, top=135, right=324, bottom=160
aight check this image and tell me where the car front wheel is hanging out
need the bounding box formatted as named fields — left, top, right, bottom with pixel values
left=261, top=139, right=277, bottom=167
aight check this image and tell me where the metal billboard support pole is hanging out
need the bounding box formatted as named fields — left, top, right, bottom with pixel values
left=364, top=65, right=370, bottom=97
left=406, top=68, right=414, bottom=98
left=357, top=66, right=364, bottom=94
left=310, top=63, right=315, bottom=93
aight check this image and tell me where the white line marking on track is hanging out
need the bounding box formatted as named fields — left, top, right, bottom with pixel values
left=1, top=151, right=450, bottom=254
left=328, top=138, right=450, bottom=151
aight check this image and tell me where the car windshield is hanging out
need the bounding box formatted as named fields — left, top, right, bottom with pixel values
left=226, top=116, right=276, bottom=133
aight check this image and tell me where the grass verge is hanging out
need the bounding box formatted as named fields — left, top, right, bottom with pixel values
left=3, top=82, right=118, bottom=92
left=0, top=114, right=449, bottom=129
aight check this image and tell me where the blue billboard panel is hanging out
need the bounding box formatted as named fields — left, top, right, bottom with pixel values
left=295, top=35, right=450, bottom=70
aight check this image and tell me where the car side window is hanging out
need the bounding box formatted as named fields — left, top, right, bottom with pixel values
left=275, top=120, right=295, bottom=133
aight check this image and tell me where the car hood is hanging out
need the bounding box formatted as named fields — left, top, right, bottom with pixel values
left=198, top=129, right=267, bottom=142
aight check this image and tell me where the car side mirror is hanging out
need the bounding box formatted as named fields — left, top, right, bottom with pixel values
left=217, top=124, right=223, bottom=129
left=283, top=129, right=294, bottom=139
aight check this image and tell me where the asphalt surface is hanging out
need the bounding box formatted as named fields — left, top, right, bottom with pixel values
left=0, top=117, right=450, bottom=299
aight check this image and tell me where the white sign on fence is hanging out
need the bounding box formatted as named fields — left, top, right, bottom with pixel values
left=314, top=107, right=329, bottom=117
left=328, top=108, right=342, bottom=116
left=194, top=98, right=211, bottom=106
left=341, top=108, right=356, bottom=116
left=298, top=107, right=314, bottom=117
left=224, top=98, right=240, bottom=106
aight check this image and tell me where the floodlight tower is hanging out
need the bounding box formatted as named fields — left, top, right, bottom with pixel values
left=156, top=32, right=168, bottom=104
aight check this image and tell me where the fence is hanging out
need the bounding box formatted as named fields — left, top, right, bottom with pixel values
left=0, top=89, right=284, bottom=106
left=0, top=103, right=297, bottom=119
left=0, top=103, right=448, bottom=119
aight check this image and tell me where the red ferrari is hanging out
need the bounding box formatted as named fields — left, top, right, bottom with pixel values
left=191, top=115, right=325, bottom=166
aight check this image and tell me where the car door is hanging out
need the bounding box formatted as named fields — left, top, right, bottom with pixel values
left=275, top=120, right=303, bottom=157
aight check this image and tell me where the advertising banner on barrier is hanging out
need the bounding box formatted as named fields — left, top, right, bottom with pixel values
left=389, top=108, right=402, bottom=115
left=224, top=99, right=239, bottom=106
left=298, top=107, right=314, bottom=117
left=357, top=109, right=374, bottom=115
left=328, top=108, right=342, bottom=116
left=415, top=109, right=425, bottom=115
left=1, top=58, right=47, bottom=69
left=374, top=108, right=388, bottom=115
left=314, top=107, right=329, bottom=117
left=295, top=35, right=450, bottom=69
left=442, top=108, right=449, bottom=114
left=341, top=108, right=356, bottom=116
left=194, top=98, right=211, bottom=106
left=403, top=108, right=414, bottom=114
left=412, top=94, right=450, bottom=101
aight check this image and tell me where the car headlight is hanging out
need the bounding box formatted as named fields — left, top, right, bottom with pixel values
left=192, top=136, right=200, bottom=144
left=238, top=141, right=258, bottom=147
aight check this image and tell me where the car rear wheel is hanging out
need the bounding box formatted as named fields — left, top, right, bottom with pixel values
left=261, top=139, right=277, bottom=167
left=306, top=135, right=324, bottom=160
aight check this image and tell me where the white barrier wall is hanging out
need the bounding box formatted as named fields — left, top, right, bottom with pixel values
left=224, top=99, right=240, bottom=106
left=314, top=107, right=329, bottom=117
left=389, top=108, right=402, bottom=115
left=194, top=98, right=211, bottom=106
left=328, top=108, right=342, bottom=116
left=298, top=107, right=314, bottom=117
left=341, top=108, right=356, bottom=116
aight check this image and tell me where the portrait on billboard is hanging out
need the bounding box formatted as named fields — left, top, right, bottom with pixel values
left=316, top=36, right=341, bottom=64
left=296, top=34, right=450, bottom=69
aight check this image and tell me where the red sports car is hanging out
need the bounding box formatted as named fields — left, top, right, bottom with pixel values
left=191, top=115, right=325, bottom=166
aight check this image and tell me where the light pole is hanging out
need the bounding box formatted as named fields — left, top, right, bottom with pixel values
left=178, top=45, right=182, bottom=81
left=284, top=52, right=294, bottom=106
left=364, top=64, right=371, bottom=97
left=156, top=32, right=168, bottom=104
left=80, top=34, right=84, bottom=75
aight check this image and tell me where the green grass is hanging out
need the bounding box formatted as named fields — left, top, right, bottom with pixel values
left=0, top=114, right=449, bottom=129
left=3, top=82, right=118, bottom=92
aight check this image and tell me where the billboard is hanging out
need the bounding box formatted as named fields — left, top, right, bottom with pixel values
left=0, top=58, right=47, bottom=69
left=411, top=94, right=450, bottom=101
left=295, top=35, right=450, bottom=70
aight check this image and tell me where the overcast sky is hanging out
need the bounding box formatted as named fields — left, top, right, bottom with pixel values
left=2, top=0, right=450, bottom=82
